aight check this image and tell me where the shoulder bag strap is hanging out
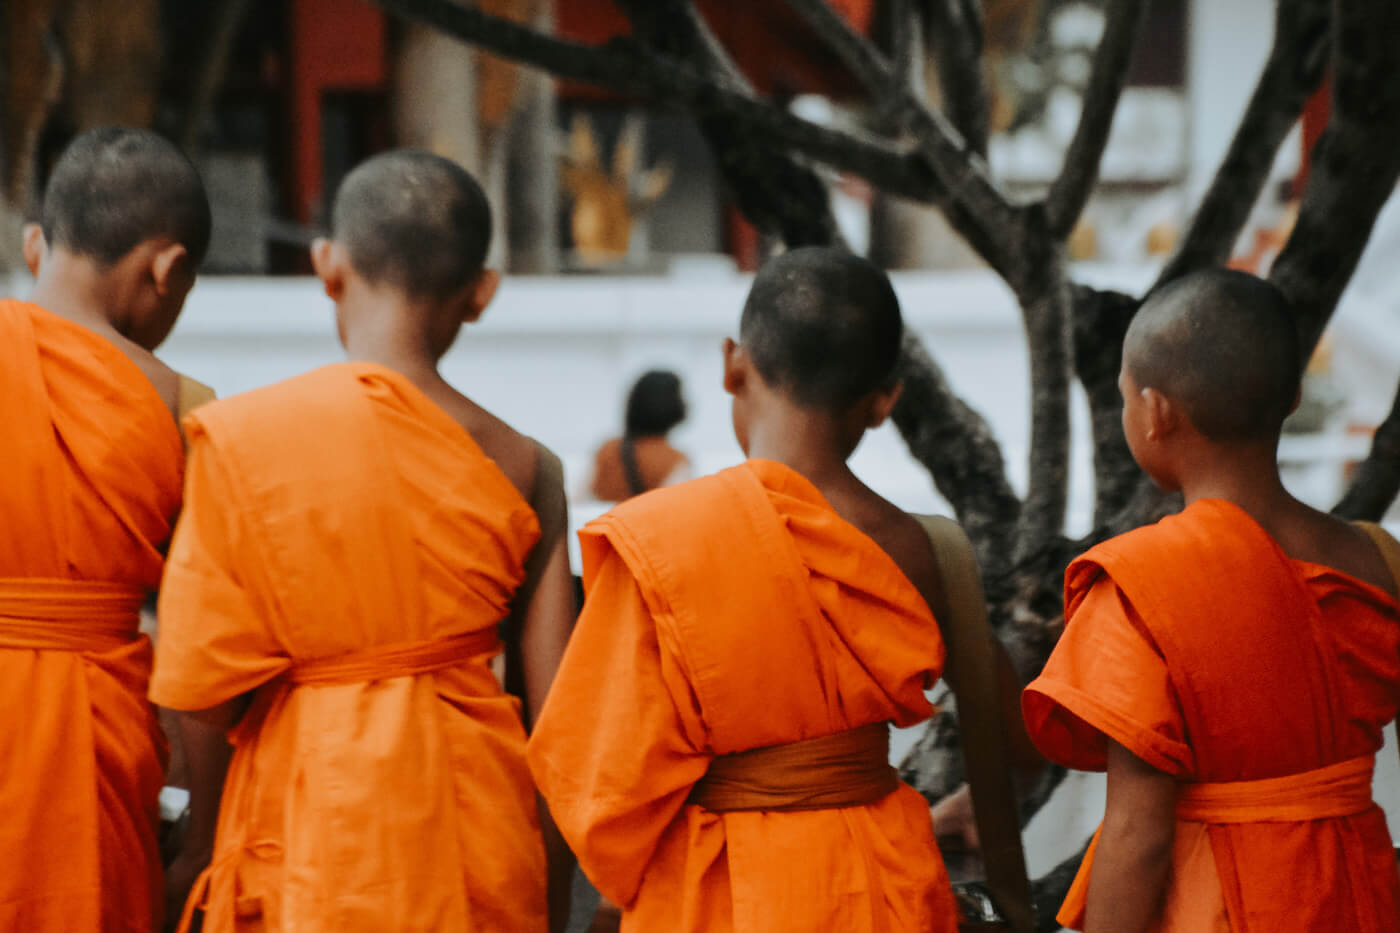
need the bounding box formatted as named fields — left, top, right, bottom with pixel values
left=915, top=514, right=1035, bottom=933
left=619, top=435, right=647, bottom=498
left=1356, top=522, right=1400, bottom=775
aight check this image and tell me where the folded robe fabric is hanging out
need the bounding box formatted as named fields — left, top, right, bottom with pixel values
left=529, top=458, right=958, bottom=932
left=150, top=362, right=549, bottom=933
left=1024, top=498, right=1400, bottom=932
left=0, top=299, right=184, bottom=932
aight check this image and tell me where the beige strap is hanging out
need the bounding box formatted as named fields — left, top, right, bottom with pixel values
left=176, top=374, right=216, bottom=448
left=915, top=515, right=1034, bottom=933
left=177, top=374, right=216, bottom=420
left=1356, top=522, right=1400, bottom=776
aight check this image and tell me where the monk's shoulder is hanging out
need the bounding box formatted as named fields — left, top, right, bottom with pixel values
left=1282, top=508, right=1397, bottom=598
left=860, top=499, right=942, bottom=608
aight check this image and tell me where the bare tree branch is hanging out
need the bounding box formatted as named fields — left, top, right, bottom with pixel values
left=1014, top=231, right=1074, bottom=557
left=1070, top=286, right=1141, bottom=526
left=615, top=0, right=842, bottom=247
left=1334, top=379, right=1400, bottom=521
left=365, top=0, right=950, bottom=205
left=1155, top=0, right=1330, bottom=290
left=891, top=333, right=1022, bottom=571
left=781, top=0, right=1028, bottom=284
left=1271, top=0, right=1400, bottom=356
left=923, top=0, right=991, bottom=158
left=1043, top=0, right=1148, bottom=239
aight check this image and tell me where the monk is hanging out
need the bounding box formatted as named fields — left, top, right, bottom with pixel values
left=1023, top=268, right=1400, bottom=932
left=0, top=127, right=211, bottom=932
left=528, top=246, right=1038, bottom=932
left=150, top=151, right=576, bottom=932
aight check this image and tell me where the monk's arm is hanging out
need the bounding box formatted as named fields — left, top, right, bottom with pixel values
left=1085, top=740, right=1176, bottom=933
left=519, top=532, right=575, bottom=727
left=163, top=698, right=241, bottom=924
left=519, top=533, right=578, bottom=933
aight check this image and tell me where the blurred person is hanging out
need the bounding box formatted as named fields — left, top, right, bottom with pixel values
left=588, top=370, right=691, bottom=501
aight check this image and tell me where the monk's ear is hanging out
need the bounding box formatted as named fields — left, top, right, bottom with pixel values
left=22, top=223, right=46, bottom=277
left=311, top=238, right=346, bottom=302
left=1141, top=386, right=1179, bottom=440
left=866, top=380, right=903, bottom=429
left=462, top=268, right=500, bottom=324
left=151, top=242, right=191, bottom=297
left=722, top=338, right=748, bottom=396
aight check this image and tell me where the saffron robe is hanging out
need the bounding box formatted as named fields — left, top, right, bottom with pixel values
left=528, top=459, right=958, bottom=932
left=1024, top=498, right=1400, bottom=932
left=0, top=299, right=185, bottom=932
left=149, top=362, right=549, bottom=932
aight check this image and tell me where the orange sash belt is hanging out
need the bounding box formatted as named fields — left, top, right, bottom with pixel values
left=0, top=578, right=144, bottom=653
left=688, top=722, right=899, bottom=813
left=287, top=627, right=501, bottom=686
left=1176, top=755, right=1375, bottom=823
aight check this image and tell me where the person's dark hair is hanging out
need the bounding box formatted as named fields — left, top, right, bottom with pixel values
left=1126, top=267, right=1302, bottom=442
left=330, top=149, right=492, bottom=301
left=624, top=370, right=686, bottom=436
left=40, top=127, right=211, bottom=266
left=739, top=246, right=903, bottom=409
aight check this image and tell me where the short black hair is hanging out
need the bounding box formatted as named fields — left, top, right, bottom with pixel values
left=625, top=370, right=686, bottom=436
left=1127, top=268, right=1302, bottom=442
left=739, top=246, right=903, bottom=409
left=40, top=127, right=211, bottom=266
left=330, top=150, right=492, bottom=301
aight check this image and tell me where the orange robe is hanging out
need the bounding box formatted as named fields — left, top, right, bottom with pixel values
left=1024, top=498, right=1400, bottom=932
left=528, top=459, right=958, bottom=932
left=0, top=299, right=183, bottom=931
left=149, top=362, right=549, bottom=932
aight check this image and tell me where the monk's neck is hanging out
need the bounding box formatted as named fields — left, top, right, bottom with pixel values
left=743, top=411, right=858, bottom=488
left=1178, top=443, right=1295, bottom=521
left=339, top=300, right=450, bottom=388
left=29, top=254, right=132, bottom=338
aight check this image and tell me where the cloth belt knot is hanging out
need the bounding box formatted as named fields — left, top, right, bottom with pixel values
left=0, top=578, right=144, bottom=652
left=688, top=722, right=899, bottom=812
left=1176, top=755, right=1375, bottom=824
left=287, top=627, right=501, bottom=686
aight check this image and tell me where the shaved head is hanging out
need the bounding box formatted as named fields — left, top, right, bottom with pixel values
left=331, top=150, right=491, bottom=301
left=41, top=127, right=211, bottom=266
left=1126, top=268, right=1301, bottom=442
left=739, top=246, right=903, bottom=409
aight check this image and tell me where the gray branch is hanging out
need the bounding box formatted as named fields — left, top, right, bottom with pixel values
left=923, top=0, right=991, bottom=157
left=1014, top=226, right=1074, bottom=558
left=1043, top=0, right=1148, bottom=239
left=891, top=333, right=1022, bottom=573
left=365, top=0, right=945, bottom=206
left=1334, top=379, right=1400, bottom=522
left=781, top=0, right=1027, bottom=285
left=1155, top=0, right=1331, bottom=290
left=1071, top=286, right=1142, bottom=527
left=1270, top=0, right=1400, bottom=356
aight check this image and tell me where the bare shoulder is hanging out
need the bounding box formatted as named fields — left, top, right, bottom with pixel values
left=1279, top=504, right=1397, bottom=598
left=119, top=337, right=180, bottom=416
left=830, top=483, right=942, bottom=613
left=427, top=384, right=541, bottom=501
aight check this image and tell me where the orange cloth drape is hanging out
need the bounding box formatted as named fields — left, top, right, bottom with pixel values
left=0, top=299, right=184, bottom=932
left=529, top=459, right=957, bottom=932
left=1024, top=499, right=1400, bottom=932
left=150, top=362, right=548, bottom=932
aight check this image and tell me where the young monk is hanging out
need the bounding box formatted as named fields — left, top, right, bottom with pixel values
left=0, top=127, right=210, bottom=931
left=1023, top=268, right=1400, bottom=932
left=528, top=246, right=1039, bottom=932
left=150, top=151, right=576, bottom=932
